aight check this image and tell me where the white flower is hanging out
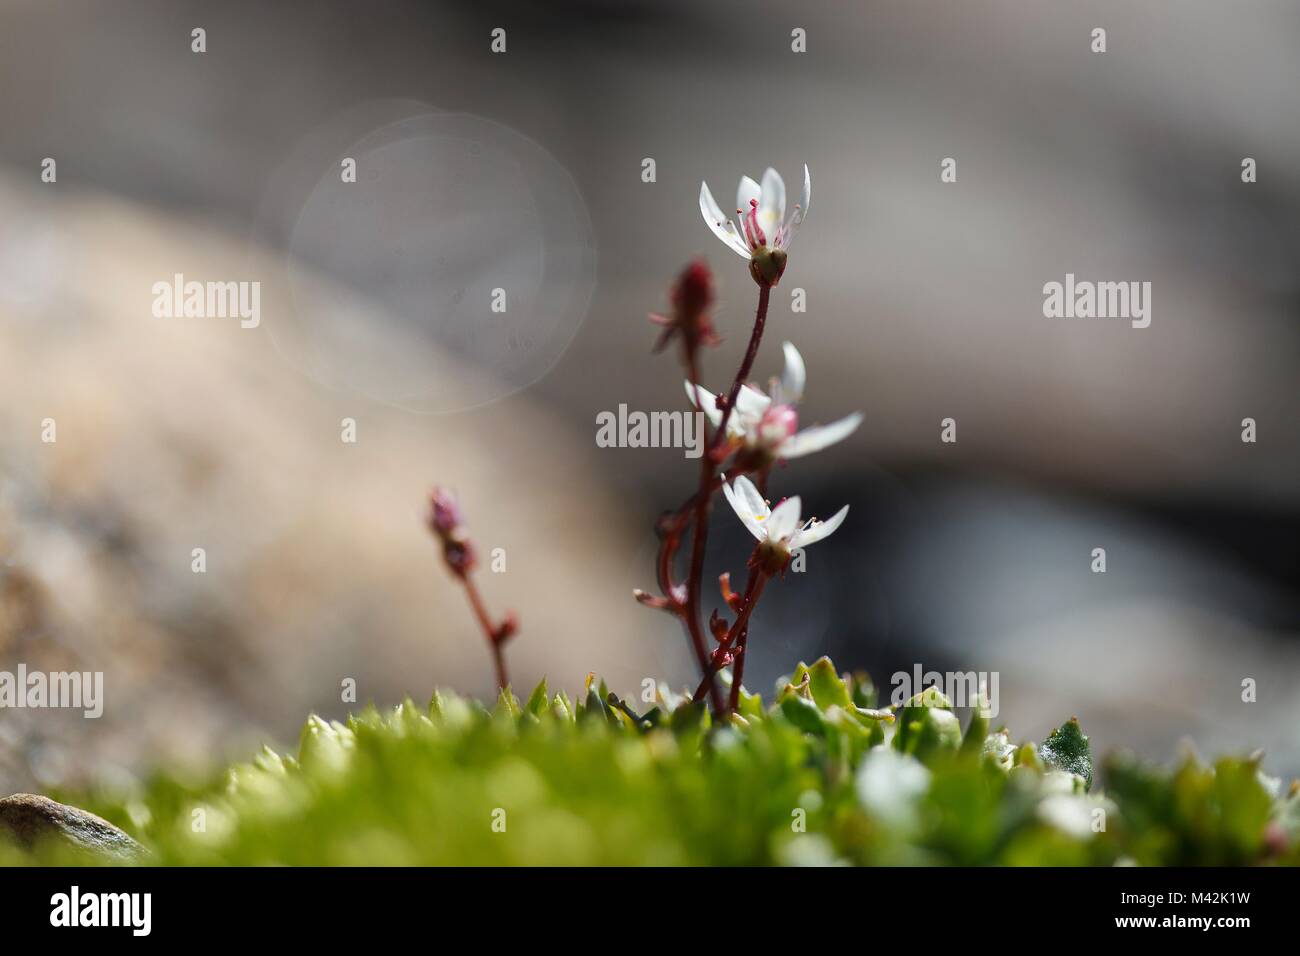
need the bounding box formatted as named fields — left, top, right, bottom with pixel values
left=722, top=474, right=848, bottom=560
left=700, top=165, right=811, bottom=260
left=684, top=341, right=862, bottom=462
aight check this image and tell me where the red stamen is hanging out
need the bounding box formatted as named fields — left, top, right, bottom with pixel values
left=743, top=198, right=766, bottom=248
left=738, top=207, right=755, bottom=249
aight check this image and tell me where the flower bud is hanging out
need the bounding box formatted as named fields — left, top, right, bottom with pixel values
left=757, top=404, right=798, bottom=451
left=428, top=487, right=465, bottom=539
left=672, top=258, right=714, bottom=318
left=749, top=247, right=787, bottom=287
left=428, top=487, right=476, bottom=577
left=651, top=259, right=721, bottom=353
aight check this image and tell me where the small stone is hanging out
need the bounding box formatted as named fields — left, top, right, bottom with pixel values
left=0, top=793, right=145, bottom=862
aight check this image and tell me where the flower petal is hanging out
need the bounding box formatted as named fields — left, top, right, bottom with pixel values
left=776, top=165, right=811, bottom=251
left=779, top=412, right=863, bottom=459
left=736, top=175, right=762, bottom=217
left=758, top=168, right=786, bottom=243
left=683, top=380, right=723, bottom=428
left=780, top=341, right=806, bottom=404
left=733, top=384, right=772, bottom=425
left=790, top=504, right=848, bottom=549
left=700, top=181, right=751, bottom=258
left=724, top=476, right=768, bottom=540
left=767, top=495, right=803, bottom=543
left=734, top=474, right=770, bottom=521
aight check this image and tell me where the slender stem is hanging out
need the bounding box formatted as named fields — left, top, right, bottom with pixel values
left=692, top=567, right=767, bottom=705
left=683, top=282, right=771, bottom=713
left=676, top=349, right=723, bottom=711
left=490, top=641, right=508, bottom=695
left=727, top=630, right=749, bottom=714
left=710, top=283, right=771, bottom=455
left=462, top=575, right=508, bottom=691
left=461, top=575, right=494, bottom=637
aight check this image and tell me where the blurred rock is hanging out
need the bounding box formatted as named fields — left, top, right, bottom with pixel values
left=0, top=179, right=664, bottom=791
left=0, top=792, right=144, bottom=860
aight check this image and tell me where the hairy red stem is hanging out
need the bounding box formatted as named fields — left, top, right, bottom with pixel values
left=693, top=566, right=767, bottom=706
left=462, top=575, right=509, bottom=691
left=727, top=630, right=749, bottom=714
left=683, top=282, right=771, bottom=712
left=710, top=283, right=771, bottom=456
left=681, top=348, right=724, bottom=712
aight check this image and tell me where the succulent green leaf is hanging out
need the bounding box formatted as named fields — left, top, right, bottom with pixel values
left=807, top=657, right=854, bottom=710
left=524, top=679, right=549, bottom=717
left=1040, top=718, right=1092, bottom=789
left=780, top=695, right=826, bottom=736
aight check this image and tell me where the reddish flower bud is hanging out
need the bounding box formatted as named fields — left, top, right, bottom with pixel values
left=428, top=487, right=465, bottom=538
left=757, top=404, right=799, bottom=451
left=428, top=487, right=475, bottom=577
left=672, top=258, right=714, bottom=318
left=650, top=259, right=721, bottom=354
left=709, top=608, right=730, bottom=642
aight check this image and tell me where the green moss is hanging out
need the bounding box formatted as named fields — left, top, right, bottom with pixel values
left=5, top=661, right=1297, bottom=866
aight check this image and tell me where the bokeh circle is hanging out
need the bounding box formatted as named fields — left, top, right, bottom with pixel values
left=262, top=107, right=596, bottom=413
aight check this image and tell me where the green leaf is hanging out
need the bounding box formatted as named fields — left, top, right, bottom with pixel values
left=551, top=690, right=573, bottom=721
left=1014, top=741, right=1042, bottom=772
left=912, top=708, right=962, bottom=761
left=849, top=671, right=877, bottom=709
left=779, top=695, right=826, bottom=736
left=736, top=686, right=765, bottom=721
left=807, top=657, right=853, bottom=710
left=578, top=686, right=608, bottom=724
left=960, top=699, right=990, bottom=759
left=668, top=699, right=706, bottom=734
left=894, top=685, right=954, bottom=755
left=1040, top=718, right=1092, bottom=789
left=1211, top=757, right=1274, bottom=857
left=524, top=679, right=549, bottom=717
left=495, top=685, right=521, bottom=719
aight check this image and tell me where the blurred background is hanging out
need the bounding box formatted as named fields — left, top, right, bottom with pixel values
left=0, top=0, right=1296, bottom=792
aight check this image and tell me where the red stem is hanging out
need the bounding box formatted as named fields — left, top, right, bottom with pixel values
left=462, top=574, right=508, bottom=691
left=727, top=630, right=749, bottom=714
left=710, top=283, right=771, bottom=456
left=646, top=280, right=773, bottom=716
left=681, top=282, right=771, bottom=712
left=693, top=566, right=767, bottom=706
left=679, top=349, right=725, bottom=712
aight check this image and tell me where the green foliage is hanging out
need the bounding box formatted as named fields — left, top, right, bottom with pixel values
left=6, top=657, right=1297, bottom=866
left=1040, top=717, right=1093, bottom=789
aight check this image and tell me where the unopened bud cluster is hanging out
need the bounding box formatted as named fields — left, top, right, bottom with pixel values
left=428, top=487, right=475, bottom=579
left=649, top=258, right=721, bottom=354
